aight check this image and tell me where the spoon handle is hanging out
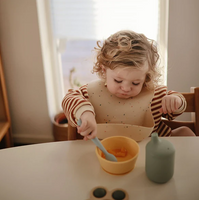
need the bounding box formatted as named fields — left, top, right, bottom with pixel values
left=91, top=137, right=107, bottom=154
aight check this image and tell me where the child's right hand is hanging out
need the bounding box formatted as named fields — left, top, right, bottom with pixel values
left=77, top=111, right=97, bottom=141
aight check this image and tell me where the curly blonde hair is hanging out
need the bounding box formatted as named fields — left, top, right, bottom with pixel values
left=92, top=30, right=161, bottom=89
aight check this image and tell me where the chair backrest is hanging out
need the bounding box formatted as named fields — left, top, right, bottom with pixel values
left=67, top=87, right=199, bottom=139
left=162, top=87, right=199, bottom=136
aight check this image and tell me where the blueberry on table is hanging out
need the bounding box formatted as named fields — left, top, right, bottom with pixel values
left=93, top=187, right=107, bottom=198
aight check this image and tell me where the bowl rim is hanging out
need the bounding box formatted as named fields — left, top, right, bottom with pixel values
left=95, top=136, right=140, bottom=164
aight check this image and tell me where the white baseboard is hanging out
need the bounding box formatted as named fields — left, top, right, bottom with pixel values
left=13, top=133, right=54, bottom=144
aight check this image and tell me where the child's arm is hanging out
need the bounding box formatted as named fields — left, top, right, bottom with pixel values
left=62, top=84, right=95, bottom=127
left=160, top=90, right=187, bottom=120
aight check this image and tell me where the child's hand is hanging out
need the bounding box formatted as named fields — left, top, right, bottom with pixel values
left=159, top=95, right=182, bottom=114
left=77, top=111, right=97, bottom=141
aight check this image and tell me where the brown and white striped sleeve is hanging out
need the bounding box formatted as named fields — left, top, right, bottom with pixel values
left=62, top=84, right=95, bottom=127
left=151, top=85, right=168, bottom=134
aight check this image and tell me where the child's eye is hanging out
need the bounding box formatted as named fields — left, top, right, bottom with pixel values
left=132, top=82, right=140, bottom=86
left=114, top=79, right=122, bottom=83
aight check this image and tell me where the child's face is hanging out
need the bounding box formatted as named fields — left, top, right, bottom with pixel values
left=105, top=63, right=148, bottom=99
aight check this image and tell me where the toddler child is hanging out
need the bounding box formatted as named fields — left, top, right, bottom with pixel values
left=62, top=30, right=195, bottom=141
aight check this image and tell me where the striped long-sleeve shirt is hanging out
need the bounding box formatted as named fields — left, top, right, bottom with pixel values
left=62, top=83, right=186, bottom=137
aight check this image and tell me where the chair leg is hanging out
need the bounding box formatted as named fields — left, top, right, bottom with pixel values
left=4, top=129, right=13, bottom=147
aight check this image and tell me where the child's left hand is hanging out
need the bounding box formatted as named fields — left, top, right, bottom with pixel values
left=159, top=95, right=182, bottom=114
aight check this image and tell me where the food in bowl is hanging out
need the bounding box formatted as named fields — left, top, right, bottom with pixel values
left=102, top=147, right=127, bottom=158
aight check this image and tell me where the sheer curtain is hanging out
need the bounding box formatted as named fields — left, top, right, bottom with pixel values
left=50, top=0, right=159, bottom=41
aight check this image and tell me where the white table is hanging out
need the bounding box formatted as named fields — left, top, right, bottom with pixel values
left=0, top=137, right=198, bottom=200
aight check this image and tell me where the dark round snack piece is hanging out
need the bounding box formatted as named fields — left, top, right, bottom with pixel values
left=93, top=187, right=107, bottom=198
left=112, top=190, right=126, bottom=200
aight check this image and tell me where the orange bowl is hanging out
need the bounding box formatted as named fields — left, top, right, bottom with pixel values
left=95, top=136, right=139, bottom=175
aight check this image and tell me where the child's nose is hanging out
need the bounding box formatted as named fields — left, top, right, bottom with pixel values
left=121, top=84, right=131, bottom=92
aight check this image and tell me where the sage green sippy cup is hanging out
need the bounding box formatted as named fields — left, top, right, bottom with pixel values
left=145, top=132, right=175, bottom=183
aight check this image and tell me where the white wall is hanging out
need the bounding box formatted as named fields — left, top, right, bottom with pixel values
left=0, top=0, right=198, bottom=143
left=167, top=0, right=199, bottom=121
left=168, top=0, right=199, bottom=92
left=0, top=0, right=53, bottom=143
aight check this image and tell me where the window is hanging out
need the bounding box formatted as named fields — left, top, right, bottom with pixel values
left=36, top=0, right=168, bottom=117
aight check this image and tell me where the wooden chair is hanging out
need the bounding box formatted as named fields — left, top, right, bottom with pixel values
left=0, top=52, right=13, bottom=148
left=66, top=87, right=199, bottom=139
left=67, top=122, right=84, bottom=140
